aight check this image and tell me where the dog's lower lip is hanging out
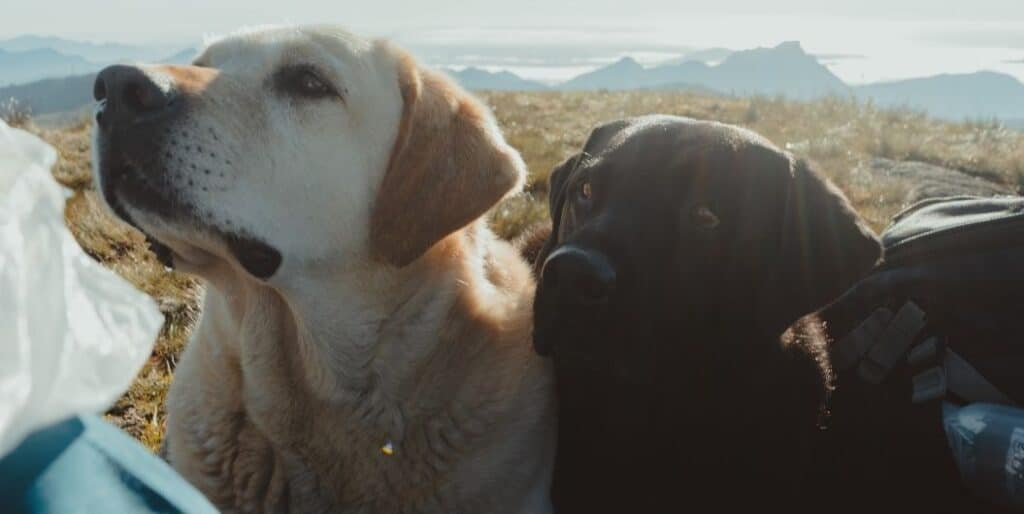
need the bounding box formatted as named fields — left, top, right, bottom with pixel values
left=100, top=158, right=177, bottom=268
left=147, top=237, right=175, bottom=268
left=226, top=235, right=282, bottom=279
left=106, top=158, right=178, bottom=215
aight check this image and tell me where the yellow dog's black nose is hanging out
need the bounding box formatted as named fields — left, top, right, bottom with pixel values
left=94, top=65, right=174, bottom=130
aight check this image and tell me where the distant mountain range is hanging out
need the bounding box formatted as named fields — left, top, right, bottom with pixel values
left=2, top=37, right=1023, bottom=127
left=0, top=48, right=197, bottom=116
left=0, top=35, right=176, bottom=64
left=661, top=47, right=734, bottom=66
left=0, top=35, right=187, bottom=86
left=1, top=73, right=97, bottom=121
left=446, top=41, right=1024, bottom=124
left=0, top=48, right=96, bottom=86
left=854, top=72, right=1024, bottom=120
left=160, top=48, right=198, bottom=65
left=443, top=67, right=548, bottom=91
left=560, top=42, right=848, bottom=100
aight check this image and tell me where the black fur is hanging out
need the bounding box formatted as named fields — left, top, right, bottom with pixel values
left=531, top=116, right=1006, bottom=513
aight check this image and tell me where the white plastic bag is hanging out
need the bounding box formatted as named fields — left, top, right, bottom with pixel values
left=0, top=120, right=162, bottom=458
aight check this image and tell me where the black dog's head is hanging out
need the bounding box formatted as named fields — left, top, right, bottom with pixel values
left=533, top=115, right=881, bottom=384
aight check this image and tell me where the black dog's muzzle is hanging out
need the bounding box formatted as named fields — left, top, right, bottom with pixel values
left=533, top=245, right=617, bottom=357
left=541, top=245, right=617, bottom=307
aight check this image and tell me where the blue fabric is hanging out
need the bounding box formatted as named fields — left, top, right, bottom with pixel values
left=0, top=415, right=216, bottom=514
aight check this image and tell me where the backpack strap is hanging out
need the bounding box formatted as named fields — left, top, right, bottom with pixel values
left=832, top=307, right=894, bottom=371
left=908, top=338, right=945, bottom=403
left=831, top=302, right=926, bottom=383
left=913, top=348, right=1016, bottom=406
left=832, top=301, right=1018, bottom=406
left=857, top=302, right=926, bottom=384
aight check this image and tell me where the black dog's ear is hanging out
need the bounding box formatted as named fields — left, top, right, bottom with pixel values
left=533, top=119, right=635, bottom=275
left=548, top=118, right=633, bottom=223
left=532, top=153, right=579, bottom=275
left=580, top=118, right=633, bottom=155
left=758, top=159, right=882, bottom=335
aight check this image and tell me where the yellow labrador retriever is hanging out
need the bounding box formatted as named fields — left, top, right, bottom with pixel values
left=90, top=25, right=554, bottom=513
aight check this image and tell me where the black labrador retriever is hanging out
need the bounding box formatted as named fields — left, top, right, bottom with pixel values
left=530, top=115, right=1005, bottom=513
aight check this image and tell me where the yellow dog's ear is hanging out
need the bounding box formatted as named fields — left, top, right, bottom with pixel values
left=370, top=47, right=526, bottom=267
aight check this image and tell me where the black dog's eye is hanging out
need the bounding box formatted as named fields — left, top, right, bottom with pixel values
left=690, top=205, right=720, bottom=230
left=276, top=66, right=338, bottom=100
left=577, top=180, right=592, bottom=201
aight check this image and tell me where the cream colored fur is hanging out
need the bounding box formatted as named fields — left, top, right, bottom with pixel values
left=95, top=25, right=554, bottom=514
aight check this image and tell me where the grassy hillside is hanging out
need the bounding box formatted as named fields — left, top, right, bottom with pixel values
left=12, top=91, right=1024, bottom=451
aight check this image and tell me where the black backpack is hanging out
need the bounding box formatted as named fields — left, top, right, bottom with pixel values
left=820, top=195, right=1024, bottom=510
left=823, top=195, right=1024, bottom=406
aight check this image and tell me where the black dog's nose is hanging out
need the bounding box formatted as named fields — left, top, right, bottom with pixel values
left=541, top=246, right=617, bottom=305
left=93, top=65, right=173, bottom=130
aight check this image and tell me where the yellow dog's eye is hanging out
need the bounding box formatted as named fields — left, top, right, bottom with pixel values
left=291, top=69, right=335, bottom=99
left=276, top=65, right=339, bottom=100
left=297, top=72, right=328, bottom=95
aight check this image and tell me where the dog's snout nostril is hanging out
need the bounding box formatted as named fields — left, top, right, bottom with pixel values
left=93, top=65, right=173, bottom=129
left=542, top=246, right=617, bottom=306
left=580, top=274, right=612, bottom=301
left=542, top=263, right=560, bottom=291
left=578, top=263, right=615, bottom=303
left=93, top=77, right=107, bottom=102
left=123, top=83, right=146, bottom=113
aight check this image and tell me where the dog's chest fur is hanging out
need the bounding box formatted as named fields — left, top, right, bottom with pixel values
left=165, top=241, right=554, bottom=514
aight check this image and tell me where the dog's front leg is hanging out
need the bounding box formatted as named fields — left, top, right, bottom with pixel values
left=164, top=327, right=247, bottom=509
left=165, top=290, right=288, bottom=513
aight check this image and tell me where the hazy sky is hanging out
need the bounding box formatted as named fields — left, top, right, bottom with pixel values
left=4, top=0, right=1023, bottom=44
left=2, top=1, right=1023, bottom=83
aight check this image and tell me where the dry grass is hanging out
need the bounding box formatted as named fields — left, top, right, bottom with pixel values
left=483, top=92, right=1024, bottom=235
left=31, top=91, right=1024, bottom=451
left=2, top=98, right=33, bottom=130
left=28, top=118, right=201, bottom=450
